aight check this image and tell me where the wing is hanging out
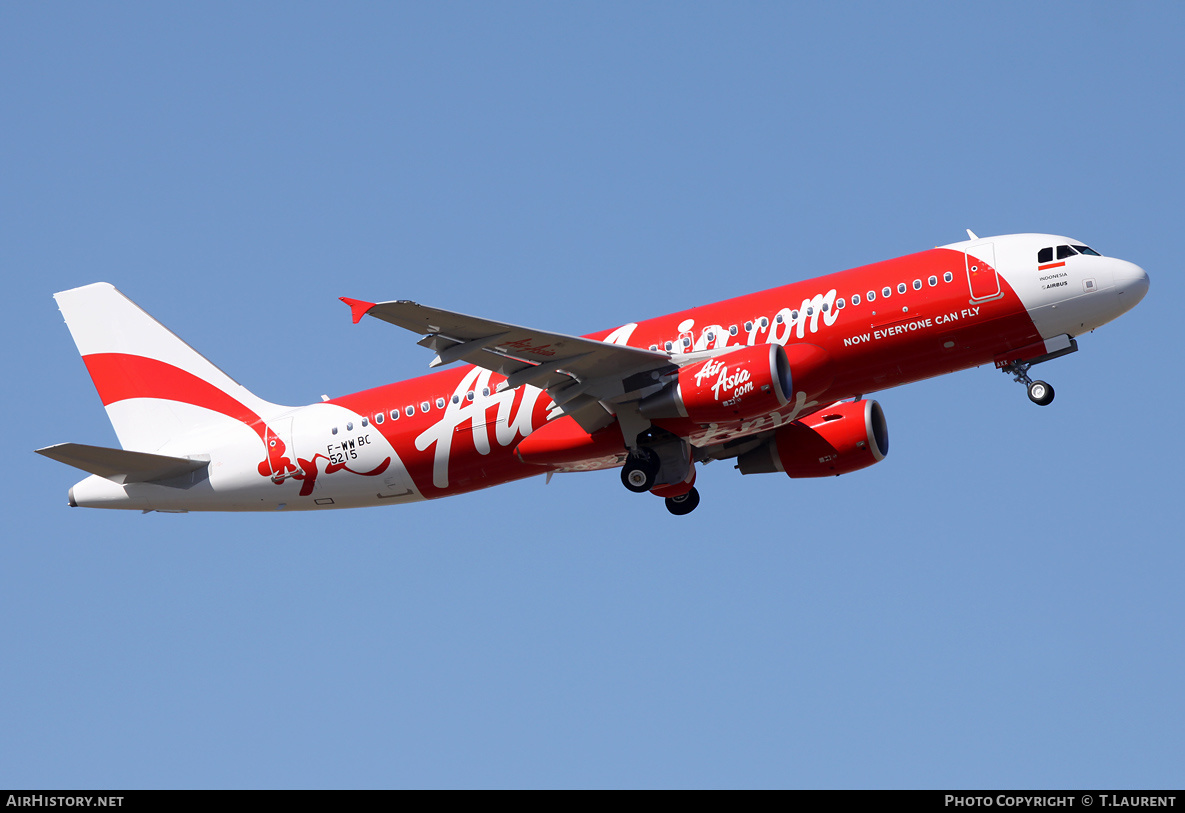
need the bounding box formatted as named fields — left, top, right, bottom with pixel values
left=341, top=297, right=677, bottom=434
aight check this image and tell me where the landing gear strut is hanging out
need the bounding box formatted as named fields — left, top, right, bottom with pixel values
left=1002, top=360, right=1055, bottom=406
left=665, top=487, right=700, bottom=516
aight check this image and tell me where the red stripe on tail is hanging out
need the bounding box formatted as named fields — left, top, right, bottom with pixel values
left=82, top=353, right=266, bottom=439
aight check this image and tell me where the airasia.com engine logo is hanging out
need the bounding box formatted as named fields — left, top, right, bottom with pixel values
left=694, top=357, right=754, bottom=403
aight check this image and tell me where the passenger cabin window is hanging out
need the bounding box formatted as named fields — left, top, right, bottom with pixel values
left=852, top=294, right=861, bottom=305
left=882, top=286, right=892, bottom=298
left=436, top=397, right=445, bottom=409
left=375, top=413, right=383, bottom=424
left=391, top=410, right=400, bottom=421
left=867, top=290, right=876, bottom=302
left=1057, top=245, right=1077, bottom=260
left=729, top=325, right=738, bottom=336
left=897, top=283, right=907, bottom=294
left=928, top=275, right=938, bottom=287
left=943, top=271, right=953, bottom=283
left=913, top=279, right=922, bottom=291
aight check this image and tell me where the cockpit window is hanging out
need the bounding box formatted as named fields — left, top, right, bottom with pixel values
left=1056, top=245, right=1077, bottom=260
left=1073, top=245, right=1101, bottom=256
left=1038, top=247, right=1053, bottom=264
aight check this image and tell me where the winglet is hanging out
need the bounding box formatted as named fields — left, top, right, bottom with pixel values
left=340, top=297, right=377, bottom=325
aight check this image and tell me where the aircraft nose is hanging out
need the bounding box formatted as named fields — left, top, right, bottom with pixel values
left=1114, top=260, right=1149, bottom=308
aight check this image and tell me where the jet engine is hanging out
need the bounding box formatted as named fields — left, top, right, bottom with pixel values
left=737, top=399, right=888, bottom=478
left=640, top=343, right=835, bottom=425
left=639, top=344, right=798, bottom=424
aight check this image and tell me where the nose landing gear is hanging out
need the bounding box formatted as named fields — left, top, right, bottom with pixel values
left=1026, top=379, right=1054, bottom=406
left=1002, top=360, right=1055, bottom=406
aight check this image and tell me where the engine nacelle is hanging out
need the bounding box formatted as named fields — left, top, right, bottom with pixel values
left=639, top=344, right=794, bottom=424
left=737, top=399, right=888, bottom=478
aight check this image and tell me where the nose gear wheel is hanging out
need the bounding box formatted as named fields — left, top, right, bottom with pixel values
left=1027, top=380, right=1054, bottom=406
left=1002, top=360, right=1055, bottom=406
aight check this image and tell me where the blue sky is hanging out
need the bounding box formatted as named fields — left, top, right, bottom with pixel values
left=2, top=2, right=1182, bottom=788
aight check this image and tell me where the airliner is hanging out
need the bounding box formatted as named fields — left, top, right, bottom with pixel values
left=38, top=231, right=1149, bottom=515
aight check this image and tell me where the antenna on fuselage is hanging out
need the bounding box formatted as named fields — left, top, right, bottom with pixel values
left=966, top=229, right=979, bottom=240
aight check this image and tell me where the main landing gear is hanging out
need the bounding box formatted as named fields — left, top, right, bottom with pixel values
left=621, top=448, right=661, bottom=492
left=1002, top=360, right=1055, bottom=406
left=664, top=488, right=700, bottom=516
left=620, top=441, right=702, bottom=515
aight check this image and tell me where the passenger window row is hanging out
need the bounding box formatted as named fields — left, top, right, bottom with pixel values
left=331, top=387, right=494, bottom=434
left=840, top=270, right=954, bottom=311
left=647, top=270, right=956, bottom=351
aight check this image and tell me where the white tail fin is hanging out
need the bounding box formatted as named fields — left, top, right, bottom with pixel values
left=54, top=283, right=290, bottom=452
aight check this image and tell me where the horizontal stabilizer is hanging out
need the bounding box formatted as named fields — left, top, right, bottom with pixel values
left=35, top=443, right=209, bottom=484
